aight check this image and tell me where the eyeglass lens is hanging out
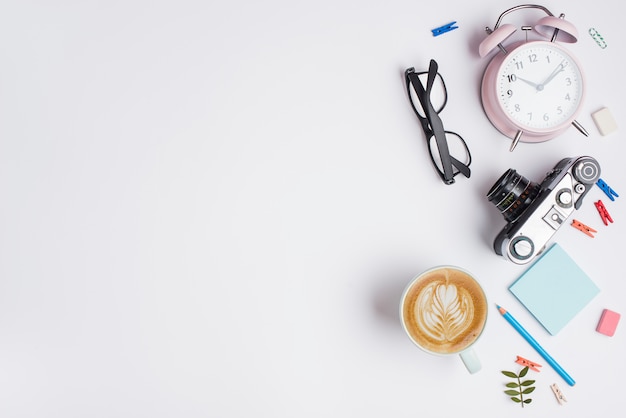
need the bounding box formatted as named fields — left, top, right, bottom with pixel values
left=428, top=131, right=471, bottom=180
left=407, top=72, right=447, bottom=118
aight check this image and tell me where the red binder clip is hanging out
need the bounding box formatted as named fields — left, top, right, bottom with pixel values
left=594, top=200, right=614, bottom=226
left=572, top=219, right=597, bottom=238
left=516, top=355, right=542, bottom=372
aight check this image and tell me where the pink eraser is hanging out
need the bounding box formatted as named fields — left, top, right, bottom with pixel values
left=596, top=309, right=621, bottom=336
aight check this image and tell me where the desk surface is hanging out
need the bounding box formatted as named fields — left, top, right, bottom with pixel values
left=0, top=1, right=623, bottom=416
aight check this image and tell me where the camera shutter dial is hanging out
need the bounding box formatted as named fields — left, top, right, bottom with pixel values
left=573, top=158, right=601, bottom=184
left=510, top=236, right=534, bottom=260
left=556, top=189, right=573, bottom=207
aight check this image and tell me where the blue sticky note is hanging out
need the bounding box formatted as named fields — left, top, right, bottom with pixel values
left=509, top=243, right=600, bottom=335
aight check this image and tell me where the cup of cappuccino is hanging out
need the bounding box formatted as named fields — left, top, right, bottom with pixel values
left=400, top=266, right=488, bottom=374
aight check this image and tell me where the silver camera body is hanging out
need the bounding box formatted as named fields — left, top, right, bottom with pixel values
left=487, top=156, right=601, bottom=264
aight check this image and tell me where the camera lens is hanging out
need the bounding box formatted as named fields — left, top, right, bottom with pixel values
left=487, top=169, right=541, bottom=223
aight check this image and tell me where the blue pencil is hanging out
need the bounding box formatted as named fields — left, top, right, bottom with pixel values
left=497, top=305, right=576, bottom=386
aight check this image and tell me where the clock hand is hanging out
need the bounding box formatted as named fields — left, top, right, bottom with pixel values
left=516, top=76, right=541, bottom=90
left=539, top=60, right=567, bottom=88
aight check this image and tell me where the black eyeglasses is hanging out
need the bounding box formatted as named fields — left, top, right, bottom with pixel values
left=405, top=59, right=471, bottom=185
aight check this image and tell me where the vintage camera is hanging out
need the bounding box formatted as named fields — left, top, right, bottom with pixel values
left=487, top=156, right=601, bottom=264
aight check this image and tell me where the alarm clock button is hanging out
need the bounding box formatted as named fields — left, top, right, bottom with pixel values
left=479, top=24, right=516, bottom=57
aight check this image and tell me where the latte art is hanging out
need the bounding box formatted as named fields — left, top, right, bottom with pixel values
left=401, top=267, right=487, bottom=354
left=415, top=282, right=475, bottom=344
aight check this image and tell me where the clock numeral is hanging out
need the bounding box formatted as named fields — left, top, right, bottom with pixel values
left=507, top=74, right=517, bottom=82
left=527, top=112, right=533, bottom=121
left=515, top=104, right=521, bottom=112
left=557, top=106, right=563, bottom=115
left=515, top=61, right=524, bottom=70
left=565, top=77, right=572, bottom=86
left=565, top=93, right=571, bottom=101
left=528, top=54, right=538, bottom=63
left=507, top=90, right=513, bottom=98
left=543, top=113, right=549, bottom=121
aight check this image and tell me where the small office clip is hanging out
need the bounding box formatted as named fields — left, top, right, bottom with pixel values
left=515, top=355, right=542, bottom=372
left=589, top=27, right=608, bottom=49
left=594, top=200, right=614, bottom=225
left=596, top=178, right=619, bottom=201
left=550, top=383, right=567, bottom=405
left=572, top=219, right=597, bottom=238
left=431, top=21, right=459, bottom=36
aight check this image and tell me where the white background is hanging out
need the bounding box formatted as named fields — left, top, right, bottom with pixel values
left=0, top=1, right=623, bottom=416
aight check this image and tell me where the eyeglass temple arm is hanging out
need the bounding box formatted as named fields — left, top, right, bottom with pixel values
left=425, top=61, right=470, bottom=179
left=423, top=61, right=455, bottom=181
left=405, top=72, right=436, bottom=135
left=450, top=155, right=471, bottom=178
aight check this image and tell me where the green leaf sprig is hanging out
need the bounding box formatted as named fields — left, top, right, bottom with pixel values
left=502, top=366, right=536, bottom=407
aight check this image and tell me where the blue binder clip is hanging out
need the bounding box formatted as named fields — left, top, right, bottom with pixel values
left=596, top=178, right=619, bottom=201
left=431, top=21, right=458, bottom=37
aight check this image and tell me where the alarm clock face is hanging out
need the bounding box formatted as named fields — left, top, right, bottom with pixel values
left=496, top=42, right=584, bottom=133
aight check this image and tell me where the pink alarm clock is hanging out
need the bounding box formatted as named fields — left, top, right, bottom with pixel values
left=478, top=5, right=588, bottom=151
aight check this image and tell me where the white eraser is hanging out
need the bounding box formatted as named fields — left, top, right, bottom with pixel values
left=591, top=107, right=618, bottom=136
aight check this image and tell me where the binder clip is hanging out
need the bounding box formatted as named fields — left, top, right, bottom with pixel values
left=550, top=383, right=567, bottom=405
left=596, top=178, right=619, bottom=201
left=431, top=21, right=458, bottom=36
left=515, top=355, right=542, bottom=372
left=572, top=219, right=597, bottom=238
left=594, top=200, right=614, bottom=225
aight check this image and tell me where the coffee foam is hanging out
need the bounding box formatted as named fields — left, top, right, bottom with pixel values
left=402, top=267, right=487, bottom=354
